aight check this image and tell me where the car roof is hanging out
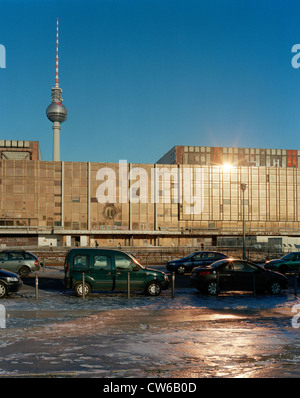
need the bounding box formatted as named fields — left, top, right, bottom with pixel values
left=192, top=251, right=227, bottom=255
left=67, top=248, right=130, bottom=255
left=211, top=258, right=258, bottom=265
left=1, top=250, right=26, bottom=252
left=0, top=250, right=36, bottom=254
left=0, top=250, right=36, bottom=257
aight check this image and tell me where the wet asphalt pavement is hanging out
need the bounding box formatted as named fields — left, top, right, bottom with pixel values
left=1, top=266, right=300, bottom=378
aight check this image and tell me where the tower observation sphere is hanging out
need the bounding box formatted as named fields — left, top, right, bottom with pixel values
left=46, top=99, right=67, bottom=123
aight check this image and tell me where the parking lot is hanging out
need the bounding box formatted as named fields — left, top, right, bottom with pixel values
left=1, top=264, right=300, bottom=378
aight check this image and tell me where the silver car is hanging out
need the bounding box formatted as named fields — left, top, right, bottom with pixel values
left=0, top=250, right=40, bottom=276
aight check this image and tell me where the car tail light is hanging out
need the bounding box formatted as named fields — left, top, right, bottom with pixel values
left=198, top=270, right=211, bottom=277
left=34, top=260, right=39, bottom=267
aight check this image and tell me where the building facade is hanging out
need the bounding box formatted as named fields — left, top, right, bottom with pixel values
left=157, top=145, right=300, bottom=168
left=0, top=158, right=300, bottom=248
left=0, top=140, right=42, bottom=160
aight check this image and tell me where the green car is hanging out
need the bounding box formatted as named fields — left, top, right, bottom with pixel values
left=64, top=248, right=169, bottom=297
left=264, top=252, right=300, bottom=274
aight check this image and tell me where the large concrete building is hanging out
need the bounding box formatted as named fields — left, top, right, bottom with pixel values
left=1, top=144, right=300, bottom=249
left=0, top=140, right=42, bottom=160
left=157, top=145, right=300, bottom=168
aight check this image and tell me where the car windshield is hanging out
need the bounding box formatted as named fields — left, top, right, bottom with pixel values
left=126, top=252, right=144, bottom=269
left=281, top=253, right=296, bottom=261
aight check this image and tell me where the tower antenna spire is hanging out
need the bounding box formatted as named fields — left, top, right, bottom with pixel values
left=55, top=17, right=59, bottom=87
left=46, top=18, right=67, bottom=161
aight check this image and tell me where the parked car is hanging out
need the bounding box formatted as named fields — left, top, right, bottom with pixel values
left=190, top=258, right=288, bottom=295
left=166, top=251, right=229, bottom=274
left=0, top=250, right=40, bottom=276
left=64, top=248, right=169, bottom=297
left=264, top=252, right=300, bottom=274
left=0, top=269, right=23, bottom=298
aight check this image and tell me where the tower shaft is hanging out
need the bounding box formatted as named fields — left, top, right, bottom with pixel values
left=53, top=122, right=61, bottom=162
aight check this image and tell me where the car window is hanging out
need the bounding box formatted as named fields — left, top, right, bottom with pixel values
left=0, top=253, right=7, bottom=261
left=223, top=262, right=234, bottom=271
left=115, top=255, right=136, bottom=270
left=207, top=252, right=220, bottom=259
left=233, top=261, right=255, bottom=272
left=193, top=253, right=206, bottom=260
left=218, top=253, right=227, bottom=259
left=73, top=255, right=89, bottom=269
left=8, top=252, right=24, bottom=260
left=24, top=253, right=34, bottom=260
left=93, top=255, right=111, bottom=271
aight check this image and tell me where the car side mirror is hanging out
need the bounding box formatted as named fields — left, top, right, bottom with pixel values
left=133, top=265, right=140, bottom=271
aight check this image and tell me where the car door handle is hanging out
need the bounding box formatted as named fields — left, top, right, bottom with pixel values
left=116, top=272, right=121, bottom=275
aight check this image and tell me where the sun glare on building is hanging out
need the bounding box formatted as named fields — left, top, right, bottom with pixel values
left=222, top=163, right=233, bottom=172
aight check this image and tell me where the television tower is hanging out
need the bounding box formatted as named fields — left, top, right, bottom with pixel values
left=46, top=18, right=67, bottom=161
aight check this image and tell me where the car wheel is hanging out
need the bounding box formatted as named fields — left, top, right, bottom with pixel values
left=269, top=281, right=281, bottom=295
left=145, top=281, right=162, bottom=296
left=177, top=265, right=186, bottom=274
left=206, top=281, right=217, bottom=295
left=74, top=282, right=91, bottom=297
left=0, top=282, right=7, bottom=298
left=19, top=266, right=30, bottom=277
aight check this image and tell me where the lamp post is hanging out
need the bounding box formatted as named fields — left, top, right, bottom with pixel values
left=240, top=183, right=247, bottom=259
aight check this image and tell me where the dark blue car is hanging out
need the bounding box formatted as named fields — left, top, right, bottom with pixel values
left=0, top=269, right=23, bottom=298
left=166, top=251, right=228, bottom=274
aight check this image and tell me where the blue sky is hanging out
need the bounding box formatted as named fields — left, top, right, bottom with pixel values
left=1, top=0, right=300, bottom=163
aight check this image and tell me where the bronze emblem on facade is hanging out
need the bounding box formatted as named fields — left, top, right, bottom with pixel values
left=102, top=203, right=118, bottom=220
